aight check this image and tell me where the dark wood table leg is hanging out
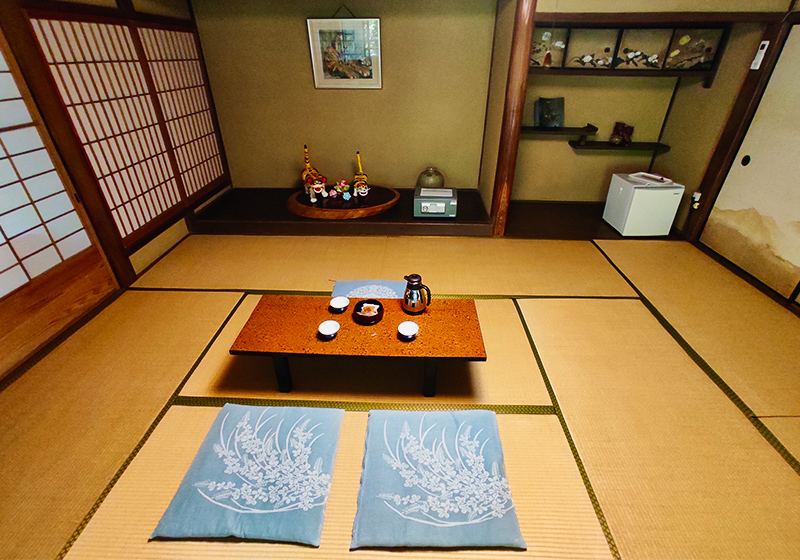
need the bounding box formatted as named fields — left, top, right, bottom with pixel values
left=272, top=354, right=292, bottom=393
left=423, top=359, right=438, bottom=397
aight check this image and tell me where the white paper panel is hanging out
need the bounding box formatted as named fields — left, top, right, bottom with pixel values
left=12, top=149, right=55, bottom=179
left=0, top=73, right=21, bottom=101
left=0, top=182, right=29, bottom=215
left=35, top=192, right=73, bottom=221
left=22, top=245, right=61, bottom=278
left=25, top=171, right=64, bottom=200
left=0, top=158, right=15, bottom=186
left=57, top=229, right=90, bottom=259
left=0, top=243, right=16, bottom=270
left=11, top=225, right=51, bottom=258
left=0, top=265, right=28, bottom=299
left=0, top=99, right=32, bottom=128
left=0, top=205, right=40, bottom=238
left=1, top=127, right=45, bottom=155
left=46, top=211, right=82, bottom=241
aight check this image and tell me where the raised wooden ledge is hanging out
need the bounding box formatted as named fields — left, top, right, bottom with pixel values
left=286, top=185, right=400, bottom=220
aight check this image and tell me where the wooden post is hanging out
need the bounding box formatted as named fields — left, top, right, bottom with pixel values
left=491, top=0, right=537, bottom=237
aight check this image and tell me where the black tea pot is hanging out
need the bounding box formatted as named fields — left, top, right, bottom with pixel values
left=402, top=274, right=431, bottom=315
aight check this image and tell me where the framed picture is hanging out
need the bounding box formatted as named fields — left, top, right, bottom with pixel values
left=664, top=28, right=725, bottom=70
left=564, top=28, right=617, bottom=69
left=307, top=18, right=381, bottom=89
left=614, top=28, right=672, bottom=70
left=530, top=27, right=568, bottom=68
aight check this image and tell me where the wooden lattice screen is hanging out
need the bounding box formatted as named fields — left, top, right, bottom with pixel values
left=138, top=27, right=223, bottom=197
left=0, top=43, right=91, bottom=299
left=29, top=17, right=224, bottom=247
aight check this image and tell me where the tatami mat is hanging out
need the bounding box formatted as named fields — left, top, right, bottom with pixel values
left=762, top=418, right=800, bottom=462
left=181, top=296, right=551, bottom=406
left=518, top=298, right=800, bottom=560
left=135, top=235, right=635, bottom=297
left=64, top=406, right=613, bottom=560
left=597, top=239, right=800, bottom=416
left=0, top=291, right=241, bottom=560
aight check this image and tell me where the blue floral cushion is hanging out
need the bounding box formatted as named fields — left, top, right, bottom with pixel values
left=151, top=404, right=345, bottom=546
left=351, top=409, right=526, bottom=549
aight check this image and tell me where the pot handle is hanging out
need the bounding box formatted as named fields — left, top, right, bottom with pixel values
left=421, top=283, right=431, bottom=306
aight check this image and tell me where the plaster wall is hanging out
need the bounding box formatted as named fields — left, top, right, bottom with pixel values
left=193, top=0, right=497, bottom=191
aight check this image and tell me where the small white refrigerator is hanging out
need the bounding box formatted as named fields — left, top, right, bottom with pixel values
left=602, top=172, right=684, bottom=236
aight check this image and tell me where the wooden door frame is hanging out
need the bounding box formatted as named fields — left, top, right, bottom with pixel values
left=684, top=15, right=798, bottom=241
left=490, top=7, right=789, bottom=237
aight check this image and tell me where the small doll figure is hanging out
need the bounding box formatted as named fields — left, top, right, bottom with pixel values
left=354, top=183, right=370, bottom=198
left=335, top=180, right=352, bottom=201
left=307, top=176, right=328, bottom=203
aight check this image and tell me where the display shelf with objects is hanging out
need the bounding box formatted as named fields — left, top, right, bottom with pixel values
left=528, top=23, right=730, bottom=88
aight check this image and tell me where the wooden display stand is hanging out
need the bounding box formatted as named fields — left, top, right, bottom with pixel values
left=286, top=185, right=400, bottom=220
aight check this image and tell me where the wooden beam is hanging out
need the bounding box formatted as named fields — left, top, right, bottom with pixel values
left=532, top=12, right=785, bottom=25
left=684, top=21, right=791, bottom=241
left=491, top=0, right=537, bottom=237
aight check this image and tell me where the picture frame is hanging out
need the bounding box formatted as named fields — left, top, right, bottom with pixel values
left=613, top=28, right=672, bottom=70
left=564, top=28, right=617, bottom=69
left=307, top=18, right=381, bottom=89
left=664, top=28, right=725, bottom=70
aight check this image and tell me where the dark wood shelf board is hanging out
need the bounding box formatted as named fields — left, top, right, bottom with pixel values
left=520, top=124, right=598, bottom=136
left=528, top=67, right=708, bottom=79
left=568, top=140, right=671, bottom=155
left=189, top=188, right=493, bottom=237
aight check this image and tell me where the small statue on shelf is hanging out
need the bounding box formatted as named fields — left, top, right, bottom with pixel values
left=301, top=144, right=326, bottom=194
left=609, top=122, right=634, bottom=146
left=353, top=151, right=369, bottom=197
left=307, top=177, right=328, bottom=203
left=334, top=180, right=352, bottom=200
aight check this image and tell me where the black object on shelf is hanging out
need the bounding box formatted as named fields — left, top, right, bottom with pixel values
left=567, top=140, right=671, bottom=155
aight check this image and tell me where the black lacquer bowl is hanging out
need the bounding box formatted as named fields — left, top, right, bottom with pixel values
left=352, top=299, right=384, bottom=325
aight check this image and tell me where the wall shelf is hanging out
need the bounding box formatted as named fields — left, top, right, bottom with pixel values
left=520, top=123, right=598, bottom=136
left=568, top=140, right=671, bottom=155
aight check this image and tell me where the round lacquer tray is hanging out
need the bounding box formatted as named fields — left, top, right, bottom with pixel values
left=286, top=185, right=400, bottom=220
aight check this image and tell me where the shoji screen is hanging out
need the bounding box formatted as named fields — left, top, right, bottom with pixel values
left=138, top=28, right=223, bottom=196
left=28, top=17, right=225, bottom=248
left=30, top=19, right=181, bottom=242
left=0, top=46, right=91, bottom=299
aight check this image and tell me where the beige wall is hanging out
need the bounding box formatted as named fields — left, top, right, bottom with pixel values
left=515, top=75, right=676, bottom=201
left=654, top=24, right=764, bottom=229
left=193, top=0, right=497, bottom=191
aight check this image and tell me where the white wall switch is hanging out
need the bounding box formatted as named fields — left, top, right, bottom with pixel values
left=751, top=41, right=769, bottom=70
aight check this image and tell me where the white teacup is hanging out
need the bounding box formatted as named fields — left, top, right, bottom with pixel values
left=318, top=320, right=340, bottom=340
left=397, top=321, right=419, bottom=341
left=329, top=296, right=350, bottom=313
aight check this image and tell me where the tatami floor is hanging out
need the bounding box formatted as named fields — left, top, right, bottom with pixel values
left=2, top=235, right=800, bottom=560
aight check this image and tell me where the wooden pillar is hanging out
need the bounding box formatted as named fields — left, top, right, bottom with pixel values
left=491, top=0, right=537, bottom=237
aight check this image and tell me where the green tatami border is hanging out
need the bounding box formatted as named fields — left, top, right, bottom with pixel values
left=592, top=241, right=800, bottom=477
left=513, top=299, right=621, bottom=560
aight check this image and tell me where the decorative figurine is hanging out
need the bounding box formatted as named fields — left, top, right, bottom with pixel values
left=334, top=180, right=352, bottom=200
left=301, top=144, right=326, bottom=194
left=328, top=185, right=339, bottom=198
left=353, top=151, right=369, bottom=196
left=307, top=177, right=328, bottom=203
left=609, top=122, right=634, bottom=146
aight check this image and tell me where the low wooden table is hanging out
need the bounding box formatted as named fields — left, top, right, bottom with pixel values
left=230, top=295, right=486, bottom=397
